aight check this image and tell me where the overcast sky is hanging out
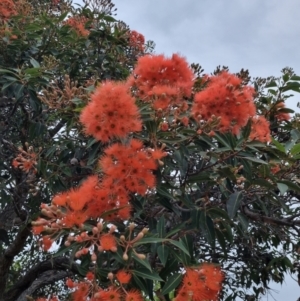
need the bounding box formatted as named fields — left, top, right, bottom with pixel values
left=111, top=2, right=300, bottom=300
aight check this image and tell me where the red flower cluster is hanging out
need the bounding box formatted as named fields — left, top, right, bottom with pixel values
left=128, top=30, right=145, bottom=52
left=0, top=0, right=16, bottom=21
left=249, top=115, right=271, bottom=143
left=175, top=264, right=224, bottom=301
left=192, top=72, right=256, bottom=135
left=12, top=147, right=38, bottom=173
left=100, top=139, right=166, bottom=196
left=80, top=81, right=142, bottom=142
left=65, top=275, right=144, bottom=301
left=64, top=16, right=89, bottom=37
left=128, top=54, right=193, bottom=110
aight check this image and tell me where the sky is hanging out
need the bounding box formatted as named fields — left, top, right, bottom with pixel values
left=110, top=2, right=300, bottom=300
left=112, top=0, right=300, bottom=81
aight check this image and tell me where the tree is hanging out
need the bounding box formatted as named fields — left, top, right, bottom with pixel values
left=1, top=1, right=300, bottom=301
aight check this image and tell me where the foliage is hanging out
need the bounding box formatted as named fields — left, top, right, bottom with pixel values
left=1, top=1, right=300, bottom=301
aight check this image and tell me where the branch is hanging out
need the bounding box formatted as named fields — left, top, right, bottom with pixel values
left=16, top=270, right=72, bottom=301
left=0, top=225, right=31, bottom=299
left=4, top=256, right=79, bottom=301
left=242, top=205, right=300, bottom=227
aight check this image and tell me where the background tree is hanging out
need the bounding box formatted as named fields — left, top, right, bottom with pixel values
left=1, top=1, right=300, bottom=301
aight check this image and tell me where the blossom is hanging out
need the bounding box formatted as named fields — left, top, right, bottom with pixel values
left=42, top=236, right=53, bottom=251
left=96, top=287, right=121, bottom=301
left=192, top=71, right=256, bottom=135
left=72, top=282, right=89, bottom=301
left=128, top=30, right=145, bottom=52
left=0, top=0, right=17, bottom=20
left=80, top=81, right=142, bottom=142
left=249, top=115, right=271, bottom=143
left=86, top=271, right=94, bottom=281
left=175, top=264, right=223, bottom=301
left=125, top=290, right=144, bottom=301
left=116, top=270, right=132, bottom=284
left=128, top=54, right=193, bottom=110
left=64, top=16, right=89, bottom=37
left=99, top=234, right=117, bottom=251
left=100, top=139, right=158, bottom=195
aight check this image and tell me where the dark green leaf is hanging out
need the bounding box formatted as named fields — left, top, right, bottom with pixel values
left=161, top=273, right=183, bottom=295
left=157, top=245, right=169, bottom=266
left=132, top=268, right=163, bottom=282
left=226, top=191, right=243, bottom=218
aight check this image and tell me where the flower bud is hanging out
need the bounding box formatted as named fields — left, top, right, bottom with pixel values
left=123, top=253, right=129, bottom=261
left=136, top=253, right=146, bottom=260
left=91, top=253, right=97, bottom=262
left=108, top=272, right=114, bottom=280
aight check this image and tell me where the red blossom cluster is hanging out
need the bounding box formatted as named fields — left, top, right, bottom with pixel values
left=128, top=30, right=145, bottom=52
left=192, top=71, right=256, bottom=135
left=66, top=272, right=144, bottom=301
left=249, top=115, right=271, bottom=143
left=100, top=139, right=167, bottom=196
left=175, top=264, right=224, bottom=301
left=0, top=0, right=17, bottom=21
left=80, top=81, right=142, bottom=142
left=64, top=16, right=89, bottom=37
left=12, top=146, right=38, bottom=173
left=128, top=54, right=194, bottom=110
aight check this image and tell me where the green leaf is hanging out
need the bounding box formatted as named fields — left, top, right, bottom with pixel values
left=227, top=191, right=243, bottom=218
left=241, top=156, right=267, bottom=165
left=132, top=268, right=163, bottom=282
left=215, top=228, right=227, bottom=253
left=271, top=138, right=286, bottom=153
left=157, top=245, right=169, bottom=266
left=134, top=237, right=167, bottom=246
left=266, top=81, right=277, bottom=88
left=161, top=273, right=183, bottom=295
left=132, top=274, right=149, bottom=295
left=278, top=180, right=300, bottom=192
left=132, top=252, right=152, bottom=272
left=277, top=183, right=288, bottom=195
left=157, top=216, right=166, bottom=238
left=290, top=143, right=300, bottom=155
left=237, top=213, right=249, bottom=231
left=168, top=240, right=190, bottom=256
left=199, top=211, right=215, bottom=244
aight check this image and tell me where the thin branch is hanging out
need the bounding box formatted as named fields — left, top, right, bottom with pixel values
left=4, top=256, right=79, bottom=301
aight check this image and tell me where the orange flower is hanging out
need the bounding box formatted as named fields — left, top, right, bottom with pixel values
left=198, top=263, right=224, bottom=292
left=99, top=234, right=117, bottom=251
left=192, top=71, right=256, bottom=135
left=128, top=30, right=145, bottom=52
left=80, top=81, right=142, bottom=142
left=86, top=271, right=94, bottom=281
left=62, top=210, right=88, bottom=227
left=0, top=0, right=17, bottom=20
left=64, top=16, right=89, bottom=37
left=116, top=270, right=132, bottom=284
left=249, top=115, right=271, bottom=143
left=100, top=139, right=158, bottom=195
left=271, top=164, right=280, bottom=174
left=176, top=264, right=224, bottom=301
left=42, top=236, right=53, bottom=251
left=125, top=290, right=144, bottom=301
left=72, top=282, right=89, bottom=301
left=97, top=287, right=121, bottom=301
left=128, top=54, right=193, bottom=110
